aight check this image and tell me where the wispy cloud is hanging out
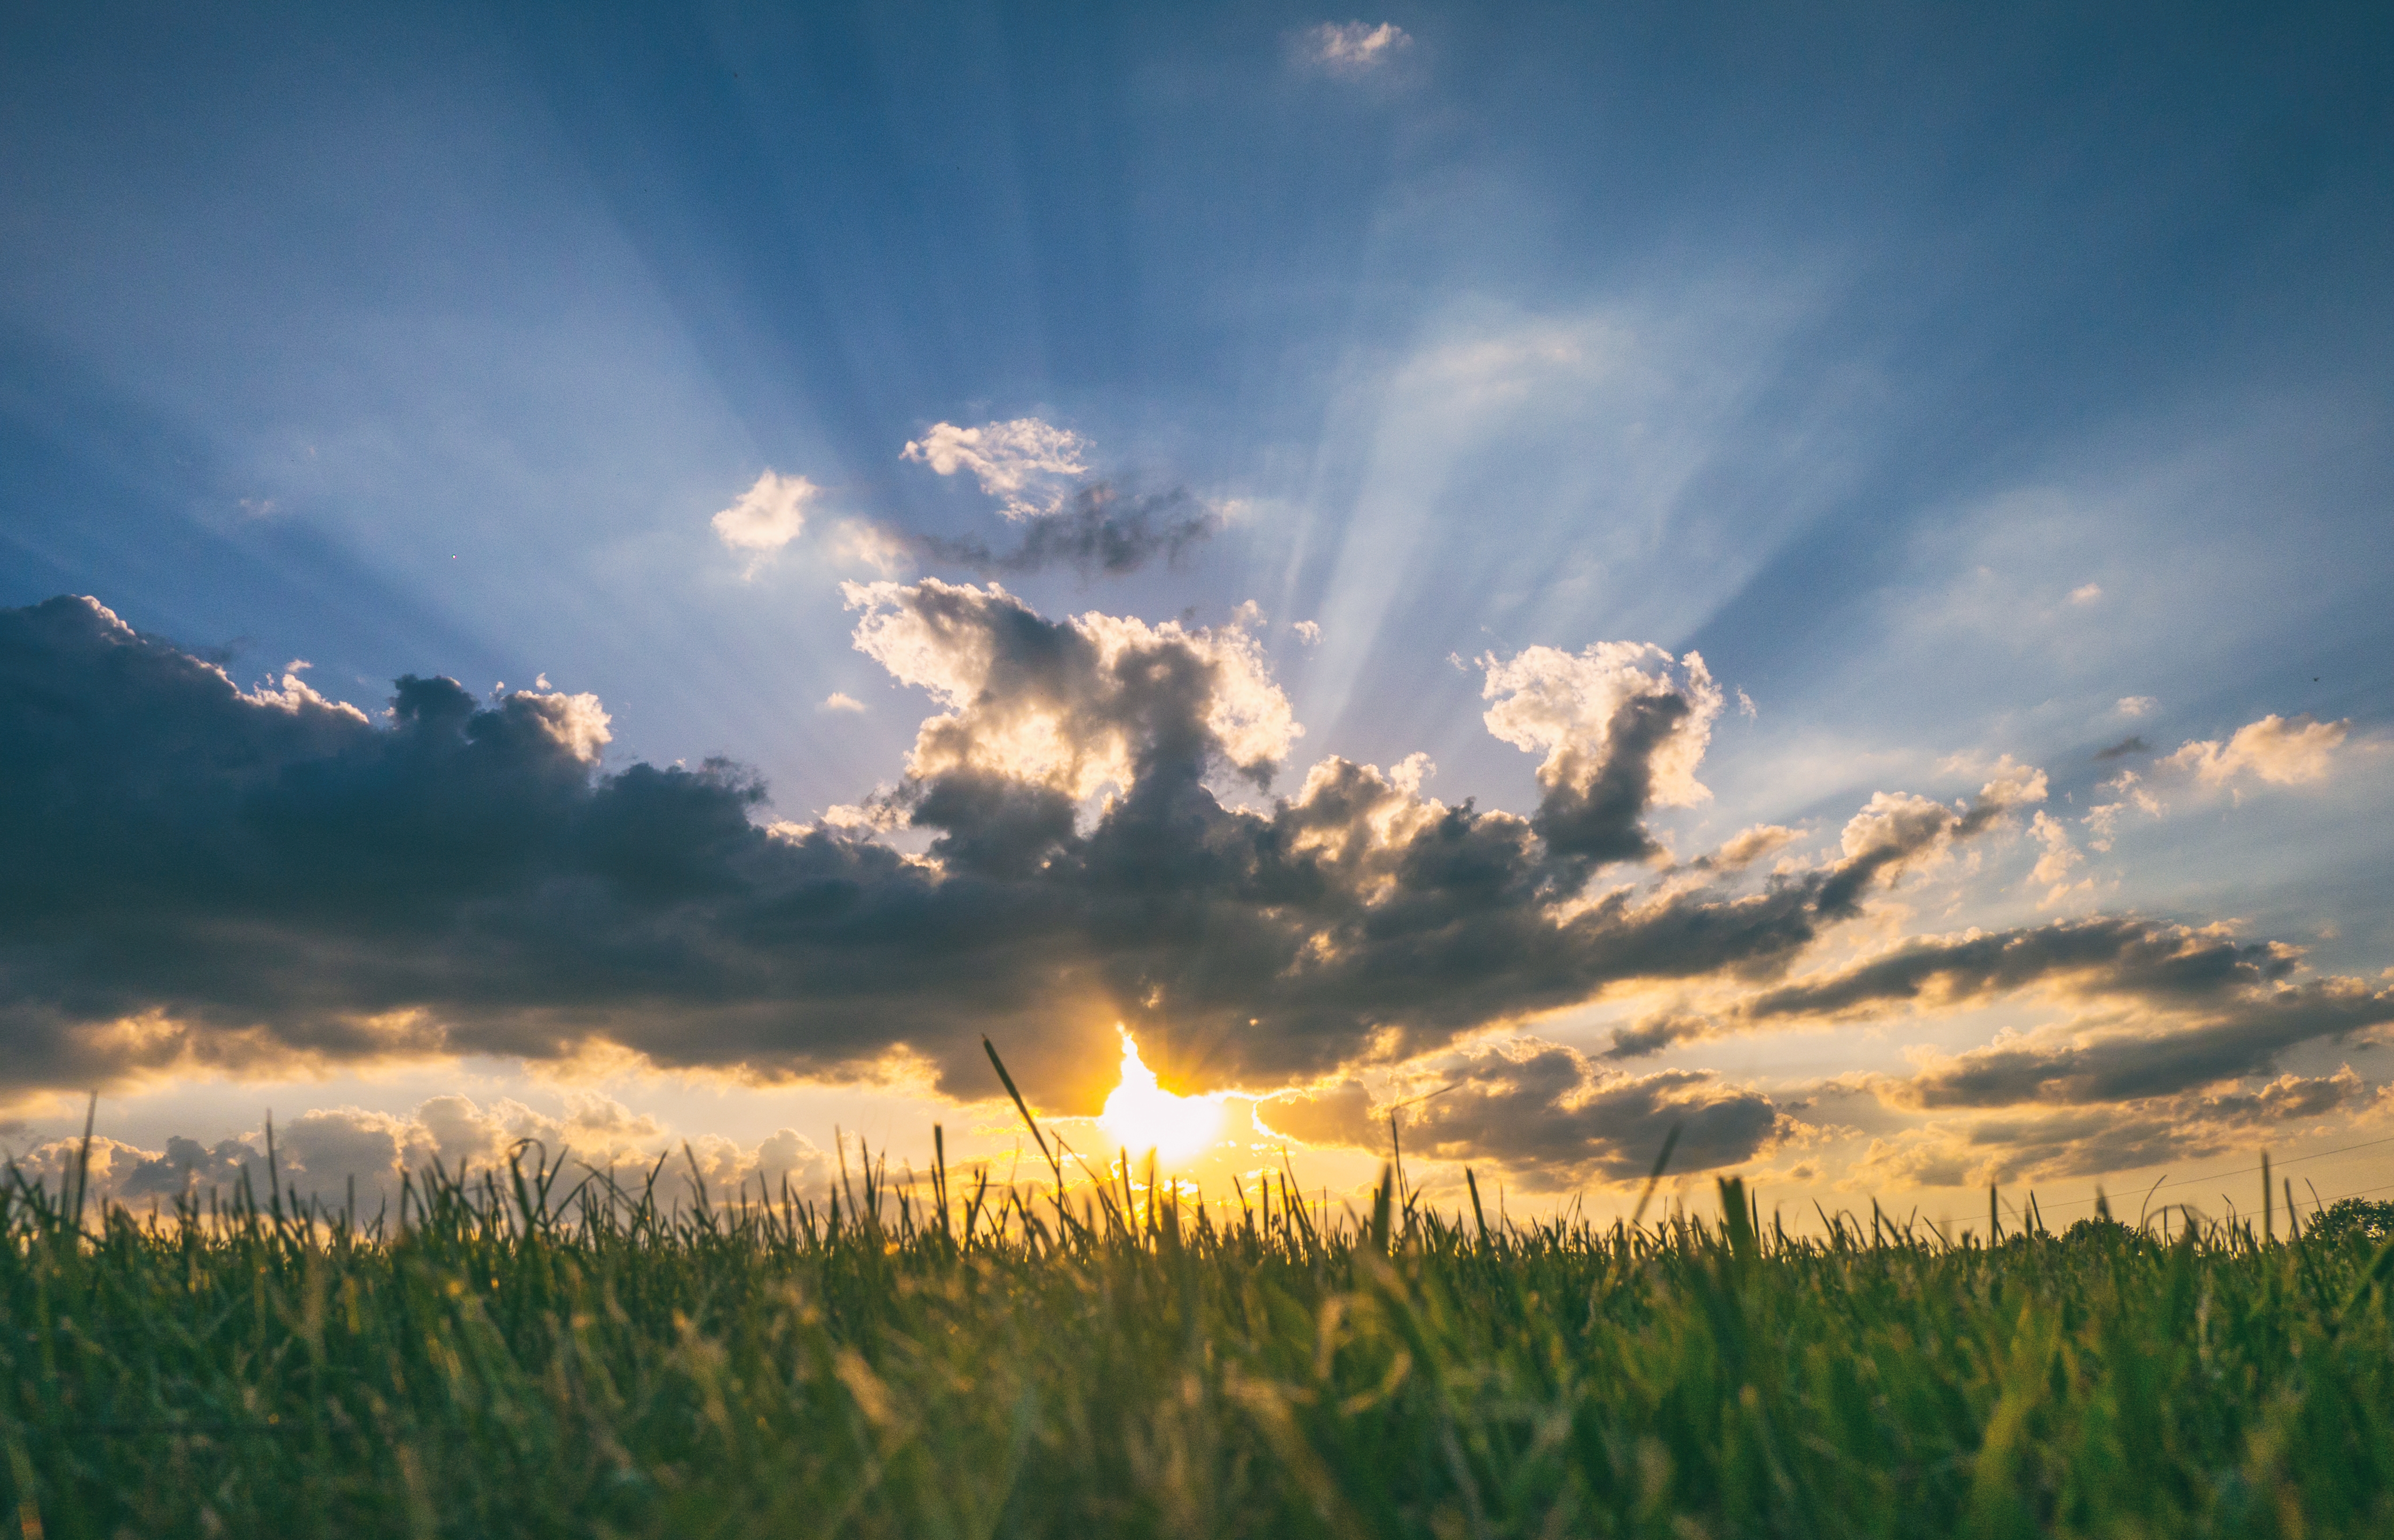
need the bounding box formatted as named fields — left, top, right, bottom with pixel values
left=905, top=484, right=1219, bottom=579
left=1300, top=21, right=1413, bottom=75
left=901, top=417, right=1090, bottom=519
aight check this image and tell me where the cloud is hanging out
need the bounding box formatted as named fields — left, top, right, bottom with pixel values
left=2095, top=735, right=2148, bottom=761
left=712, top=470, right=823, bottom=570
left=1742, top=917, right=2303, bottom=1024
left=821, top=693, right=866, bottom=714
left=1698, top=825, right=1799, bottom=872
left=1262, top=1039, right=1793, bottom=1189
left=2026, top=810, right=2089, bottom=907
left=905, top=484, right=1219, bottom=579
left=1810, top=759, right=2046, bottom=919
left=0, top=589, right=2027, bottom=1116
left=1292, top=621, right=1322, bottom=646
left=2160, top=713, right=2348, bottom=788
left=1301, top=21, right=1413, bottom=75
left=1846, top=1067, right=2368, bottom=1189
left=2069, top=583, right=2104, bottom=604
left=11, top=1093, right=835, bottom=1210
left=1892, top=980, right=2394, bottom=1111
left=1479, top=642, right=1723, bottom=866
left=901, top=418, right=1091, bottom=518
left=1598, top=1010, right=1715, bottom=1061
left=2116, top=696, right=2158, bottom=717
left=828, top=518, right=912, bottom=575
left=1254, top=1077, right=1378, bottom=1149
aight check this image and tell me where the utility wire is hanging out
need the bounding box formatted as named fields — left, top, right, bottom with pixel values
left=2026, top=1131, right=2394, bottom=1216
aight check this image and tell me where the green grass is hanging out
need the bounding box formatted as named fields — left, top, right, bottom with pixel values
left=6, top=1135, right=2394, bottom=1540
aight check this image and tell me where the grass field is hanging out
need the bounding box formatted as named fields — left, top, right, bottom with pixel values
left=6, top=1124, right=2394, bottom=1540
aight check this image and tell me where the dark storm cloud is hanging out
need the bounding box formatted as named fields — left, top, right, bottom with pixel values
left=2095, top=735, right=2150, bottom=761
left=908, top=484, right=1218, bottom=579
left=0, top=588, right=2006, bottom=1112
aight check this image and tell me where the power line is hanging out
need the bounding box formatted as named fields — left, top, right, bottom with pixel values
left=2025, top=1132, right=2394, bottom=1216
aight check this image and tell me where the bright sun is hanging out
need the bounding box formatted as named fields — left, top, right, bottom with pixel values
left=1097, top=1028, right=1223, bottom=1166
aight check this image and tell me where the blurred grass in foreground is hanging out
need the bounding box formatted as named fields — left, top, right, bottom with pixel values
left=6, top=1123, right=2394, bottom=1540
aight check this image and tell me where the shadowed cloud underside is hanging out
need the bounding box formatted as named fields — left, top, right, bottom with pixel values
left=3, top=588, right=2383, bottom=1189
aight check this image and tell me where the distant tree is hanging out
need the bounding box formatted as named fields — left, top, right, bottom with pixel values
left=2302, top=1197, right=2394, bottom=1247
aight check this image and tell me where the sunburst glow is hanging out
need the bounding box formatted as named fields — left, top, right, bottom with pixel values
left=1097, top=1028, right=1223, bottom=1166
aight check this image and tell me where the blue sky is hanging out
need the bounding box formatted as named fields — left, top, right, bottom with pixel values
left=4, top=2, right=2390, bottom=1221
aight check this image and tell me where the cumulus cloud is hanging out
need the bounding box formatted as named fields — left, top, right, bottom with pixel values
left=901, top=418, right=1091, bottom=518
left=1809, top=758, right=2047, bottom=919
left=2069, top=583, right=2103, bottom=604
left=12, top=588, right=2374, bottom=1192
left=821, top=692, right=866, bottom=714
left=2117, top=696, right=2158, bottom=717
left=0, top=589, right=2030, bottom=1128
left=712, top=470, right=823, bottom=571
left=1480, top=642, right=1723, bottom=866
left=904, top=483, right=1219, bottom=579
left=1301, top=21, right=1413, bottom=74
left=2160, top=713, right=2348, bottom=788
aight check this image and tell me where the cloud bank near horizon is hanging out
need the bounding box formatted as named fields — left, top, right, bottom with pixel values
left=0, top=590, right=2377, bottom=1190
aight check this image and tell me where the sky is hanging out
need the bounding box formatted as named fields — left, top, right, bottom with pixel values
left=4, top=1, right=2391, bottom=1229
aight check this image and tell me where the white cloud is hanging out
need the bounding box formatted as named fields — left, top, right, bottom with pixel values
left=821, top=692, right=866, bottom=714
left=2162, top=713, right=2349, bottom=788
left=829, top=518, right=912, bottom=574
left=1480, top=642, right=1723, bottom=809
left=1302, top=20, right=1413, bottom=74
left=2028, top=809, right=2090, bottom=907
left=844, top=578, right=1300, bottom=800
left=1292, top=620, right=1322, bottom=645
left=2069, top=583, right=2103, bottom=604
left=513, top=690, right=612, bottom=764
left=711, top=470, right=823, bottom=571
left=2116, top=696, right=2158, bottom=717
left=900, top=418, right=1090, bottom=519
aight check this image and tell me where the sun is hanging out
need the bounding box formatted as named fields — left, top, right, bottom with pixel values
left=1097, top=1028, right=1223, bottom=1166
